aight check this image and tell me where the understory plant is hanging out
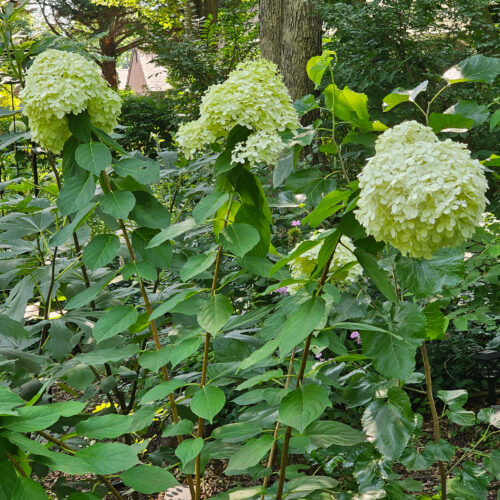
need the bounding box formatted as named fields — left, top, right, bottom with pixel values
left=0, top=41, right=498, bottom=500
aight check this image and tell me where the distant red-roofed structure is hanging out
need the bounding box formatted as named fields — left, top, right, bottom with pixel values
left=118, top=49, right=169, bottom=94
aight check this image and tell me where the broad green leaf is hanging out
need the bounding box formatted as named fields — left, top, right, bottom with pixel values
left=122, top=260, right=157, bottom=281
left=449, top=101, right=489, bottom=126
left=211, top=422, right=262, bottom=443
left=197, top=295, right=233, bottom=334
left=279, top=384, right=332, bottom=433
left=75, top=142, right=112, bottom=175
left=82, top=233, right=120, bottom=270
left=131, top=227, right=172, bottom=269
left=169, top=336, right=203, bottom=368
left=354, top=247, right=398, bottom=303
left=120, top=464, right=179, bottom=494
left=446, top=408, right=475, bottom=426
left=362, top=302, right=426, bottom=379
left=76, top=344, right=139, bottom=364
left=383, top=92, right=409, bottom=112
left=238, top=339, right=279, bottom=371
left=193, top=191, right=229, bottom=225
left=302, top=420, right=365, bottom=447
left=180, top=251, right=217, bottom=282
left=75, top=442, right=139, bottom=474
left=140, top=379, right=186, bottom=404
left=396, top=248, right=464, bottom=299
left=149, top=289, right=199, bottom=320
left=147, top=218, right=196, bottom=248
left=162, top=419, right=194, bottom=437
left=279, top=296, right=326, bottom=355
left=484, top=450, right=500, bottom=479
left=0, top=385, right=24, bottom=414
left=425, top=439, right=455, bottom=462
left=57, top=174, right=95, bottom=216
left=302, top=191, right=350, bottom=227
left=285, top=477, right=338, bottom=497
left=362, top=387, right=415, bottom=460
left=423, top=302, right=448, bottom=341
left=12, top=477, right=50, bottom=500
left=273, top=153, right=294, bottom=188
left=219, top=223, right=260, bottom=258
left=68, top=110, right=91, bottom=143
left=0, top=314, right=29, bottom=342
left=100, top=190, right=136, bottom=219
left=226, top=435, right=274, bottom=472
left=65, top=270, right=118, bottom=309
left=235, top=369, right=283, bottom=391
left=490, top=108, right=500, bottom=131
left=175, top=437, right=204, bottom=466
left=49, top=202, right=97, bottom=246
left=448, top=462, right=489, bottom=500
left=93, top=305, right=138, bottom=343
left=139, top=347, right=170, bottom=372
left=76, top=407, right=155, bottom=439
left=214, top=125, right=252, bottom=176
left=114, top=157, right=160, bottom=185
left=443, top=54, right=500, bottom=84
left=477, top=407, right=500, bottom=428
left=191, top=386, right=226, bottom=423
left=307, top=51, right=334, bottom=87
left=129, top=191, right=170, bottom=229
left=428, top=112, right=474, bottom=133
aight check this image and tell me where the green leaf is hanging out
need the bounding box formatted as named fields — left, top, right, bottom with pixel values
left=307, top=51, right=334, bottom=88
left=446, top=408, right=475, bottom=426
left=490, top=108, right=500, bottom=131
left=65, top=270, right=118, bottom=309
left=12, top=477, right=50, bottom=500
left=131, top=227, right=172, bottom=269
left=197, top=295, right=233, bottom=334
left=0, top=385, right=24, bottom=414
left=362, top=387, right=415, bottom=460
left=68, top=110, right=91, bottom=143
left=214, top=125, right=252, bottom=176
left=362, top=302, right=426, bottom=379
left=444, top=54, right=500, bottom=84
left=93, top=305, right=138, bottom=343
left=76, top=407, right=155, bottom=439
left=428, top=112, right=474, bottom=133
left=120, top=464, right=179, bottom=494
left=235, top=369, right=283, bottom=391
left=129, top=191, right=170, bottom=229
left=193, top=191, right=229, bottom=225
left=448, top=462, right=489, bottom=500
left=149, top=290, right=199, bottom=320
left=450, top=100, right=490, bottom=126
left=181, top=251, right=217, bottom=282
left=162, top=419, right=194, bottom=437
left=191, top=386, right=226, bottom=423
left=82, top=234, right=120, bottom=270
left=301, top=190, right=351, bottom=227
left=483, top=450, right=500, bottom=479
left=425, top=439, right=455, bottom=462
left=147, top=218, right=196, bottom=248
left=238, top=339, right=279, bottom=371
left=226, top=435, right=274, bottom=473
left=57, top=173, right=95, bottom=216
left=75, top=344, right=139, bottom=364
left=354, top=247, right=398, bottom=303
left=382, top=92, right=410, bottom=112
left=273, top=153, right=294, bottom=188
left=219, top=223, right=260, bottom=258
left=139, top=347, right=170, bottom=372
left=279, top=296, right=326, bottom=355
left=75, top=142, right=112, bottom=175
left=423, top=302, right=448, bottom=341
left=169, top=336, right=203, bottom=368
left=49, top=202, right=97, bottom=246
left=175, top=437, right=204, bottom=466
left=122, top=260, right=157, bottom=281
left=0, top=314, right=29, bottom=343
left=114, top=157, right=160, bottom=185
left=100, top=190, right=136, bottom=219
left=75, top=442, right=139, bottom=475
left=139, top=378, right=186, bottom=404
left=396, top=248, right=464, bottom=299
left=211, top=422, right=262, bottom=443
left=302, top=420, right=365, bottom=447
left=279, top=384, right=332, bottom=433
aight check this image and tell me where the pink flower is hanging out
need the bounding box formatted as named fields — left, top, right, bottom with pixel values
left=291, top=220, right=301, bottom=227
left=273, top=286, right=288, bottom=295
left=350, top=331, right=361, bottom=344
left=315, top=352, right=324, bottom=360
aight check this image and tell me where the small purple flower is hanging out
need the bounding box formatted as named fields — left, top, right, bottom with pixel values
left=291, top=220, right=301, bottom=227
left=315, top=352, right=324, bottom=360
left=241, top=310, right=247, bottom=315
left=273, top=286, right=288, bottom=295
left=350, top=331, right=361, bottom=344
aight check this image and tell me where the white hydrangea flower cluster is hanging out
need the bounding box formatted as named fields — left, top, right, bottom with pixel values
left=20, top=49, right=121, bottom=153
left=176, top=58, right=299, bottom=166
left=288, top=233, right=362, bottom=293
left=355, top=121, right=488, bottom=259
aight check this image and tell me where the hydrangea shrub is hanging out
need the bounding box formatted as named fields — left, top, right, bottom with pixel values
left=355, top=121, right=488, bottom=259
left=176, top=58, right=299, bottom=166
left=20, top=49, right=121, bottom=153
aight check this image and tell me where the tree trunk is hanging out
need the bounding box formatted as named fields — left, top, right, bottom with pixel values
left=281, top=0, right=322, bottom=102
left=99, top=37, right=119, bottom=89
left=259, top=0, right=283, bottom=67
left=204, top=0, right=219, bottom=21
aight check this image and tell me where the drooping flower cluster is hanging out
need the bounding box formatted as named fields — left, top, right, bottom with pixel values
left=176, top=58, right=299, bottom=166
left=355, top=121, right=488, bottom=259
left=288, top=233, right=362, bottom=293
left=20, top=49, right=122, bottom=153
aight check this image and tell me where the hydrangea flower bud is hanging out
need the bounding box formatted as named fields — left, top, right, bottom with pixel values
left=355, top=121, right=488, bottom=259
left=20, top=49, right=121, bottom=153
left=288, top=233, right=362, bottom=293
left=176, top=58, right=299, bottom=166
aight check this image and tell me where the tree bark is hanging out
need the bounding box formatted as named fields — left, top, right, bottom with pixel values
left=280, top=0, right=322, bottom=102
left=259, top=0, right=283, bottom=67
left=99, top=37, right=118, bottom=88
left=204, top=0, right=219, bottom=21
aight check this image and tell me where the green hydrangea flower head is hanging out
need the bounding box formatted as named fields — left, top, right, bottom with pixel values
left=355, top=121, right=488, bottom=259
left=20, top=49, right=121, bottom=153
left=288, top=233, right=362, bottom=293
left=176, top=58, right=299, bottom=166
